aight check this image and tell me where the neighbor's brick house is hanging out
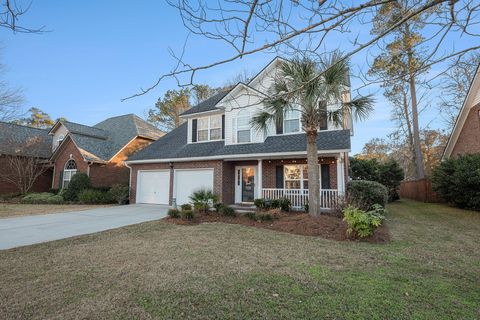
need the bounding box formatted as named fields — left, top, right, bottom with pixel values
left=126, top=57, right=351, bottom=210
left=0, top=122, right=53, bottom=195
left=49, top=114, right=164, bottom=190
left=443, top=65, right=480, bottom=159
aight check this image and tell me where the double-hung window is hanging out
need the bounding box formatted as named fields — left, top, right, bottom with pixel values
left=237, top=113, right=251, bottom=143
left=284, top=165, right=308, bottom=190
left=284, top=109, right=300, bottom=134
left=63, top=159, right=77, bottom=189
left=196, top=115, right=223, bottom=142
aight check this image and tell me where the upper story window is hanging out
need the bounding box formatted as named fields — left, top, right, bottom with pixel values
left=193, top=114, right=223, bottom=143
left=236, top=112, right=251, bottom=143
left=53, top=134, right=65, bottom=150
left=284, top=110, right=300, bottom=134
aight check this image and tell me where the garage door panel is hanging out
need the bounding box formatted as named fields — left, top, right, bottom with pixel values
left=137, top=170, right=170, bottom=204
left=174, top=169, right=214, bottom=205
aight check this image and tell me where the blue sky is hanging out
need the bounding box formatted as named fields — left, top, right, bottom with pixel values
left=0, top=1, right=462, bottom=154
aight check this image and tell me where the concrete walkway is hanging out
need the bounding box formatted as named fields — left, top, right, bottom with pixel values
left=0, top=204, right=169, bottom=250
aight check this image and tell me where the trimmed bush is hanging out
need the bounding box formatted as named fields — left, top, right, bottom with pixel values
left=278, top=198, right=291, bottom=212
left=77, top=189, right=113, bottom=204
left=180, top=203, right=192, bottom=211
left=22, top=193, right=64, bottom=204
left=245, top=211, right=257, bottom=221
left=220, top=206, right=236, bottom=217
left=343, top=204, right=386, bottom=238
left=347, top=180, right=388, bottom=210
left=167, top=208, right=180, bottom=218
left=431, top=154, right=480, bottom=210
left=350, top=158, right=404, bottom=201
left=108, top=184, right=129, bottom=204
left=181, top=210, right=195, bottom=220
left=254, top=198, right=266, bottom=209
left=62, top=173, right=92, bottom=202
left=213, top=202, right=224, bottom=212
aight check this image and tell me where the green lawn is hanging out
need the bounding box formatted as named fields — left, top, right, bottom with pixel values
left=0, top=200, right=479, bottom=319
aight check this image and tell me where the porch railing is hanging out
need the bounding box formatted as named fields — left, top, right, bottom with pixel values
left=262, top=188, right=340, bottom=210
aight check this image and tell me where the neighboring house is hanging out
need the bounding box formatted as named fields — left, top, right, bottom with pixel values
left=126, top=57, right=352, bottom=210
left=0, top=122, right=53, bottom=194
left=443, top=65, right=480, bottom=159
left=49, top=114, right=164, bottom=189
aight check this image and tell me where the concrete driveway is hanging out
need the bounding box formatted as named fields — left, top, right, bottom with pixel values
left=0, top=204, right=169, bottom=250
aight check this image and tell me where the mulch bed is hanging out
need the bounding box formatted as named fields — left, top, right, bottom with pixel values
left=165, top=211, right=390, bottom=243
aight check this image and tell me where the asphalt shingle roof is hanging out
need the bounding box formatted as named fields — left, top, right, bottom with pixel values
left=0, top=122, right=52, bottom=158
left=180, top=91, right=229, bottom=116
left=128, top=123, right=350, bottom=161
left=65, top=114, right=164, bottom=162
left=62, top=121, right=108, bottom=139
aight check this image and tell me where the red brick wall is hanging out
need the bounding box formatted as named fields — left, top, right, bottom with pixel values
left=52, top=139, right=88, bottom=189
left=262, top=157, right=338, bottom=189
left=0, top=156, right=53, bottom=195
left=129, top=160, right=225, bottom=204
left=452, top=104, right=480, bottom=157
left=89, top=137, right=153, bottom=188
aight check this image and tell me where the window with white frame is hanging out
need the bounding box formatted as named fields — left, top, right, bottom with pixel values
left=236, top=112, right=251, bottom=143
left=62, top=159, right=77, bottom=189
left=284, top=165, right=308, bottom=189
left=284, top=109, right=300, bottom=134
left=196, top=115, right=223, bottom=142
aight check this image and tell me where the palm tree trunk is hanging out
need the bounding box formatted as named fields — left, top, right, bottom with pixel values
left=306, top=130, right=320, bottom=217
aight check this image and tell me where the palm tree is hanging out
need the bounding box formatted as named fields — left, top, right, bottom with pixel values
left=252, top=54, right=374, bottom=216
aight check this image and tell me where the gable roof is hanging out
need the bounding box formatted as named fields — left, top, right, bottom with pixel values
left=180, top=90, right=230, bottom=116
left=0, top=122, right=52, bottom=158
left=51, top=114, right=164, bottom=162
left=127, top=122, right=350, bottom=162
left=442, top=64, right=480, bottom=159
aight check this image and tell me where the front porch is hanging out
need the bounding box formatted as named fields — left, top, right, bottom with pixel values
left=227, top=154, right=347, bottom=210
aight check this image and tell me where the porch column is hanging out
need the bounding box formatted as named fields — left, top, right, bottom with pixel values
left=336, top=154, right=345, bottom=194
left=257, top=159, right=263, bottom=199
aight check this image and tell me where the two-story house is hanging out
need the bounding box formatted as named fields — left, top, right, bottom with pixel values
left=126, top=58, right=352, bottom=210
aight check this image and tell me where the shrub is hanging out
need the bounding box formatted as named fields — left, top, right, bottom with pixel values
left=62, top=173, right=92, bottom=202
left=343, top=204, right=386, bottom=238
left=189, top=188, right=218, bottom=213
left=257, top=212, right=273, bottom=221
left=48, top=189, right=60, bottom=195
left=22, top=193, right=64, bottom=204
left=245, top=211, right=257, bottom=221
left=213, top=202, right=224, bottom=212
left=254, top=198, right=266, bottom=209
left=180, top=203, right=192, bottom=211
left=270, top=199, right=280, bottom=209
left=108, top=184, right=129, bottom=204
left=303, top=202, right=309, bottom=213
left=220, top=206, right=236, bottom=217
left=431, top=154, right=480, bottom=210
left=278, top=198, right=291, bottom=212
left=167, top=208, right=180, bottom=218
left=350, top=158, right=404, bottom=202
left=181, top=210, right=195, bottom=220
left=77, top=189, right=113, bottom=204
left=347, top=180, right=388, bottom=210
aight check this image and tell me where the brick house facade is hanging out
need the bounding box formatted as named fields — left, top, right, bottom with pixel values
left=443, top=65, right=480, bottom=159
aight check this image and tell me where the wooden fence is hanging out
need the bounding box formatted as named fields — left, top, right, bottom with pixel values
left=399, top=179, right=440, bottom=203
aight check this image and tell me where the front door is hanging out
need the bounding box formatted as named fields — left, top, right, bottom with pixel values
left=235, top=166, right=257, bottom=203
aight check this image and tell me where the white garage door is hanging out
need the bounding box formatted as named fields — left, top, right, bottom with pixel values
left=174, top=169, right=214, bottom=206
left=136, top=170, right=170, bottom=204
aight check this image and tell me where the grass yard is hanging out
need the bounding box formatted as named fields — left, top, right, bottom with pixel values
left=0, top=200, right=479, bottom=319
left=0, top=203, right=114, bottom=218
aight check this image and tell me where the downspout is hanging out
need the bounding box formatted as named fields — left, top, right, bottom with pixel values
left=125, top=162, right=133, bottom=204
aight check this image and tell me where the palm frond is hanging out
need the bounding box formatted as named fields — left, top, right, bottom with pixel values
left=345, top=94, right=375, bottom=122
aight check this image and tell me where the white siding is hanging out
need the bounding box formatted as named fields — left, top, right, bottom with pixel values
left=52, top=124, right=68, bottom=150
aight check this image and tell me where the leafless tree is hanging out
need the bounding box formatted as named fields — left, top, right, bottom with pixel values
left=0, top=62, right=23, bottom=122
left=123, top=0, right=480, bottom=101
left=1, top=0, right=43, bottom=33
left=0, top=134, right=50, bottom=194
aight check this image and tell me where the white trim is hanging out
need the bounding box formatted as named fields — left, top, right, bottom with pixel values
left=247, top=56, right=287, bottom=87
left=234, top=165, right=258, bottom=203
left=108, top=136, right=138, bottom=161
left=180, top=109, right=225, bottom=119
left=126, top=149, right=350, bottom=164
left=216, top=82, right=267, bottom=106
left=443, top=64, right=480, bottom=159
